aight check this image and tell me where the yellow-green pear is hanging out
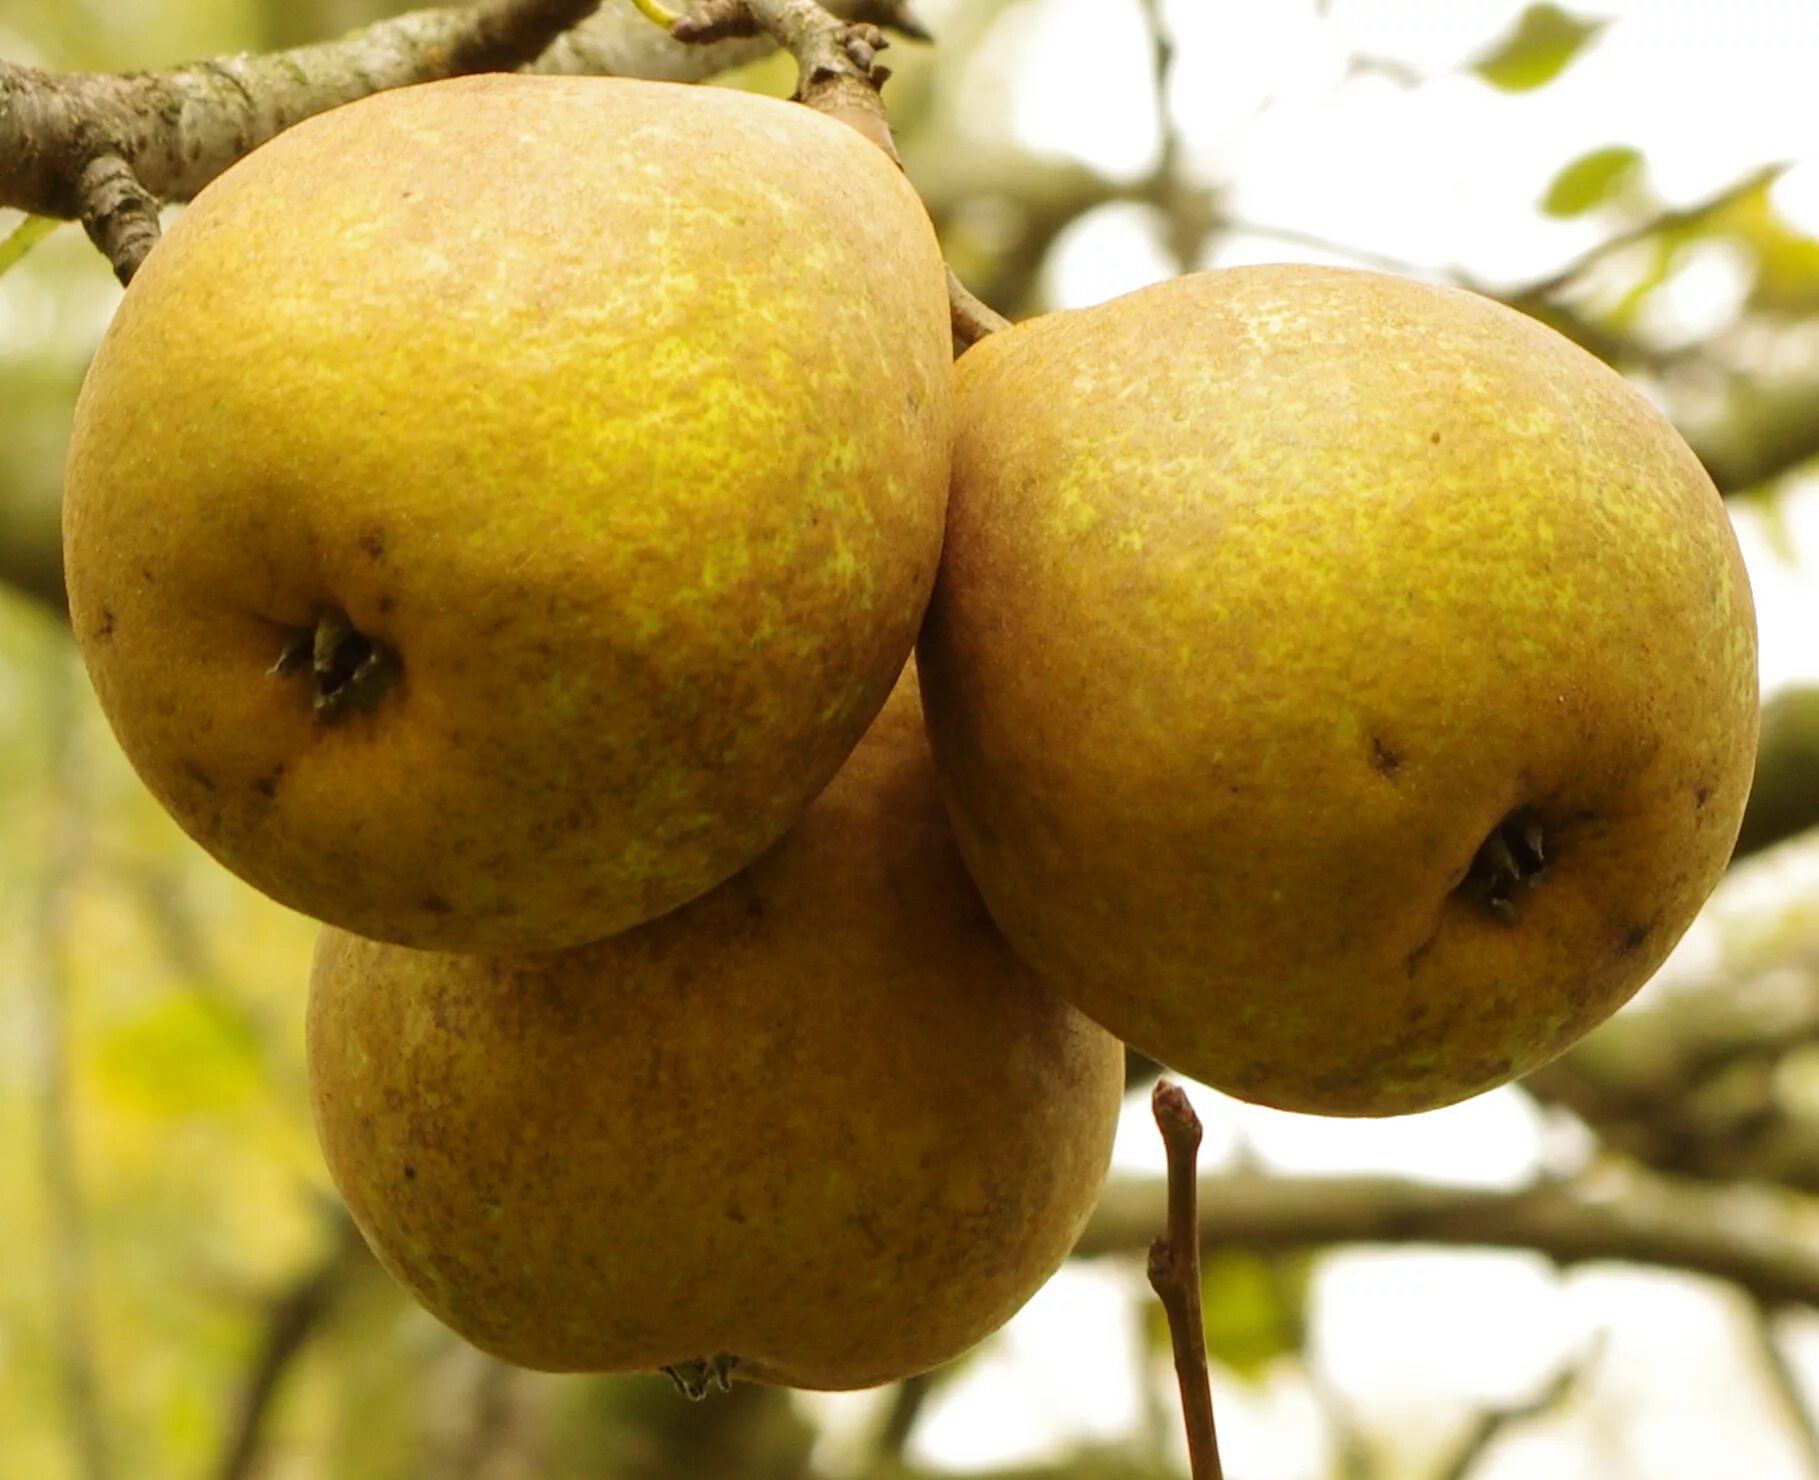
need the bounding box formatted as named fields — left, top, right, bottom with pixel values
left=62, top=74, right=952, bottom=950
left=919, top=265, right=1758, bottom=1116
left=306, top=670, right=1125, bottom=1390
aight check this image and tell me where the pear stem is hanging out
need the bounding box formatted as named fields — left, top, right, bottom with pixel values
left=1147, top=1080, right=1226, bottom=1480
left=949, top=266, right=1011, bottom=347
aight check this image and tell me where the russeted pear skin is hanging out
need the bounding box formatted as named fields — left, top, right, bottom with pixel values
left=306, top=671, right=1125, bottom=1390
left=62, top=74, right=952, bottom=951
left=919, top=265, right=1759, bottom=1117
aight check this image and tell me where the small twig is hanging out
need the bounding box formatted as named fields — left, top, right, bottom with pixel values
left=1146, top=1081, right=1225, bottom=1480
left=1435, top=1335, right=1603, bottom=1480
left=1305, top=1355, right=1378, bottom=1480
left=872, top=1369, right=938, bottom=1461
left=1135, top=0, right=1214, bottom=271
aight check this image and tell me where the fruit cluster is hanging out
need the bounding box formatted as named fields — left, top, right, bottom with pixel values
left=60, top=74, right=1758, bottom=1391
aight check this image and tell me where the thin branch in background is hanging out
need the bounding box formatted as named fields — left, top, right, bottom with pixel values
left=1146, top=1081, right=1226, bottom=1480
left=213, top=1211, right=369, bottom=1480
left=1304, top=1355, right=1378, bottom=1480
left=1079, top=1165, right=1819, bottom=1310
left=1435, top=1335, right=1603, bottom=1480
left=1748, top=1305, right=1819, bottom=1474
left=872, top=1369, right=938, bottom=1464
left=30, top=643, right=111, bottom=1480
left=1134, top=0, right=1214, bottom=271
left=1505, top=163, right=1787, bottom=304
left=442, top=1353, right=529, bottom=1480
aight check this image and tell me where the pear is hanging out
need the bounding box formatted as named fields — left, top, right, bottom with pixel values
left=919, top=265, right=1758, bottom=1116
left=306, top=669, right=1125, bottom=1389
left=62, top=74, right=952, bottom=951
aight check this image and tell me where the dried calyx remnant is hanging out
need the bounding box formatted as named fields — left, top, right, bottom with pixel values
left=1457, top=808, right=1548, bottom=921
left=662, top=1354, right=739, bottom=1400
left=272, top=609, right=399, bottom=721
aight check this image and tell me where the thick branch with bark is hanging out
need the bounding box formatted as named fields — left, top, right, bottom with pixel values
left=0, top=0, right=887, bottom=249
left=2, top=0, right=613, bottom=280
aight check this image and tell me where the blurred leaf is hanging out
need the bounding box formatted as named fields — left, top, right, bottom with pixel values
left=1692, top=172, right=1819, bottom=313
left=1472, top=4, right=1607, bottom=92
left=94, top=993, right=262, bottom=1115
left=1142, top=1251, right=1313, bottom=1384
left=0, top=215, right=60, bottom=279
left=1541, top=145, right=1644, bottom=217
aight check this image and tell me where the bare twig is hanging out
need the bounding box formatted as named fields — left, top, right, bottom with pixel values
left=872, top=1370, right=939, bottom=1462
left=213, top=1212, right=370, bottom=1480
left=1080, top=1166, right=1819, bottom=1312
left=31, top=645, right=110, bottom=1480
left=1135, top=0, right=1215, bottom=271
left=1146, top=1082, right=1226, bottom=1480
left=1435, top=1336, right=1603, bottom=1480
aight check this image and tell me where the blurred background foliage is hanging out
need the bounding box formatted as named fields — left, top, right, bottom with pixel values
left=7, top=1, right=1819, bottom=1477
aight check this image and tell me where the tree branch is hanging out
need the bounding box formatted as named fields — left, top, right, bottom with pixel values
left=213, top=1211, right=370, bottom=1480
left=5, top=1, right=610, bottom=280
left=1435, top=1337, right=1602, bottom=1480
left=0, top=0, right=892, bottom=266
left=1077, top=1166, right=1819, bottom=1311
left=1748, top=1304, right=1819, bottom=1475
left=1145, top=1083, right=1225, bottom=1480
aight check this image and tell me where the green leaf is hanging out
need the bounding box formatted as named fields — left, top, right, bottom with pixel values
left=1541, top=145, right=1644, bottom=217
left=0, top=215, right=59, bottom=279
left=1197, top=1251, right=1312, bottom=1384
left=1472, top=4, right=1607, bottom=92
